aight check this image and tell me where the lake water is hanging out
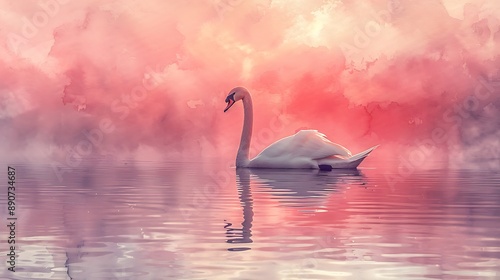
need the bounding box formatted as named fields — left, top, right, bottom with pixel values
left=1, top=160, right=499, bottom=280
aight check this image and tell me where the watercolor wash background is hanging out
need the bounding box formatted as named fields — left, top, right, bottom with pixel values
left=0, top=0, right=499, bottom=178
left=0, top=1, right=500, bottom=279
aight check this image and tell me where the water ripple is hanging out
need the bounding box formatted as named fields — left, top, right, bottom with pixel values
left=1, top=162, right=499, bottom=279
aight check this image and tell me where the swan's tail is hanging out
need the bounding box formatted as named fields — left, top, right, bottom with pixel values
left=318, top=145, right=379, bottom=170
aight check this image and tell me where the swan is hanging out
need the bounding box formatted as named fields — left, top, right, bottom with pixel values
left=224, top=87, right=378, bottom=170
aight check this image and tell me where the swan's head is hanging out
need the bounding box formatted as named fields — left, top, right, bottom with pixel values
left=224, top=87, right=248, bottom=112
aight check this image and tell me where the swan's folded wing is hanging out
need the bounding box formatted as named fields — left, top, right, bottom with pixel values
left=256, top=130, right=352, bottom=159
left=290, top=130, right=352, bottom=159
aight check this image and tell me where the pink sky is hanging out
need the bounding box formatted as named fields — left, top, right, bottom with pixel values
left=1, top=0, right=499, bottom=168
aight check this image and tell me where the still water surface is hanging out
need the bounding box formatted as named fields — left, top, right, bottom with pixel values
left=0, top=161, right=499, bottom=279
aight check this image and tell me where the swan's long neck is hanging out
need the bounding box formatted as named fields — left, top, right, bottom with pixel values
left=236, top=93, right=253, bottom=167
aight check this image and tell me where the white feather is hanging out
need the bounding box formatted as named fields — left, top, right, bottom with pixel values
left=248, top=130, right=375, bottom=169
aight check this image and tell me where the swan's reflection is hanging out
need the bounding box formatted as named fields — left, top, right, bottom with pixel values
left=225, top=168, right=365, bottom=251
left=225, top=168, right=254, bottom=251
left=250, top=168, right=365, bottom=206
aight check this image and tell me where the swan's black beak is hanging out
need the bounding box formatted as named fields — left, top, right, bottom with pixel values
left=224, top=92, right=236, bottom=112
left=224, top=99, right=235, bottom=112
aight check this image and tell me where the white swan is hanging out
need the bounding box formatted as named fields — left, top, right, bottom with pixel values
left=224, top=87, right=378, bottom=170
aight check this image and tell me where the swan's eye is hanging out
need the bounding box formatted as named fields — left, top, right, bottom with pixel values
left=225, top=92, right=236, bottom=103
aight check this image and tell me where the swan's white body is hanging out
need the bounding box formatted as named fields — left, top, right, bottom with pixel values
left=225, top=87, right=377, bottom=169
left=248, top=130, right=377, bottom=169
